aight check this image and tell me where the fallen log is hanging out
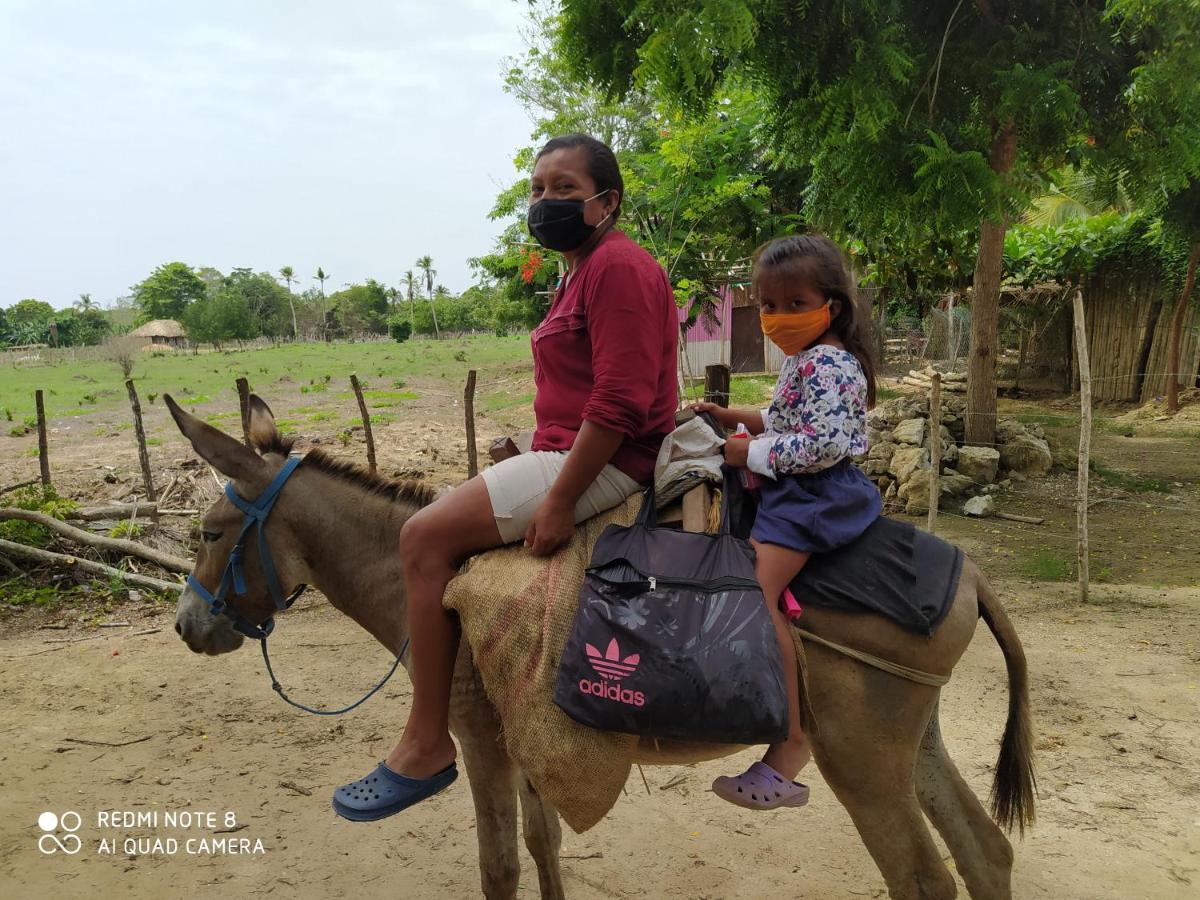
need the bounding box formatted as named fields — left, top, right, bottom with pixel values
left=901, top=376, right=966, bottom=392
left=995, top=511, right=1045, bottom=525
left=1, top=479, right=39, bottom=496
left=0, top=508, right=191, bottom=573
left=66, top=502, right=158, bottom=522
left=0, top=539, right=184, bottom=593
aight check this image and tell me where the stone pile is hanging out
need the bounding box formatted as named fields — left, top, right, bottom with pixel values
left=859, top=390, right=1055, bottom=515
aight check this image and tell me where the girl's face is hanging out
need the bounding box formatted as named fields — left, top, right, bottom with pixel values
left=754, top=270, right=840, bottom=318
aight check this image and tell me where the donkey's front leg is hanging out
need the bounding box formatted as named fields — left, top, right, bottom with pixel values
left=518, top=775, right=565, bottom=900
left=456, top=716, right=521, bottom=899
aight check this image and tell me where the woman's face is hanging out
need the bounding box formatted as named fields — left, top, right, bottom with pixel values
left=530, top=148, right=618, bottom=227
left=754, top=270, right=838, bottom=318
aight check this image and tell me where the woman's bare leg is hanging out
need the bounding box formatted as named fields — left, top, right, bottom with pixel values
left=386, top=476, right=505, bottom=778
left=751, top=538, right=812, bottom=780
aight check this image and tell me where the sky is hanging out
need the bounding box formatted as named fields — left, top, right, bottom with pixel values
left=0, top=0, right=536, bottom=310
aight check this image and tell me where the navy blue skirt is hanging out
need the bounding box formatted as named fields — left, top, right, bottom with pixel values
left=750, top=459, right=882, bottom=554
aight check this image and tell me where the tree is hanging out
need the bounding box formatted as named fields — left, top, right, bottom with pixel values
left=7, top=299, right=56, bottom=345
left=182, top=285, right=255, bottom=347
left=314, top=267, right=330, bottom=339
left=1162, top=181, right=1200, bottom=413
left=132, top=262, right=206, bottom=324
left=328, top=280, right=391, bottom=334
left=278, top=266, right=299, bottom=340
left=557, top=0, right=1184, bottom=445
left=74, top=293, right=96, bottom=312
left=215, top=269, right=293, bottom=339
left=416, top=255, right=441, bottom=339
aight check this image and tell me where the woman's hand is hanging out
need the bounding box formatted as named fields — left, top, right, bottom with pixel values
left=722, top=435, right=750, bottom=468
left=687, top=401, right=726, bottom=424
left=524, top=496, right=576, bottom=557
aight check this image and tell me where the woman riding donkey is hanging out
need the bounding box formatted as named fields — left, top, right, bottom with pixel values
left=334, top=134, right=680, bottom=821
left=692, top=234, right=881, bottom=811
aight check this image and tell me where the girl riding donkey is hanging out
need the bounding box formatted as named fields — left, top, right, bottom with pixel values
left=692, top=234, right=881, bottom=810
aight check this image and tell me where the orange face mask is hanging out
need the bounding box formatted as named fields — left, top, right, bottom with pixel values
left=760, top=301, right=831, bottom=356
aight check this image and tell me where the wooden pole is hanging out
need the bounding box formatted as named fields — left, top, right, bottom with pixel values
left=235, top=377, right=252, bottom=447
left=125, top=379, right=157, bottom=502
left=704, top=364, right=731, bottom=408
left=34, top=389, right=50, bottom=488
left=927, top=373, right=942, bottom=534
left=1072, top=290, right=1091, bottom=603
left=349, top=374, right=377, bottom=475
left=464, top=369, right=478, bottom=479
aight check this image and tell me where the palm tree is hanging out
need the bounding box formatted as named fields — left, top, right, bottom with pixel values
left=74, top=293, right=96, bottom=312
left=403, top=269, right=418, bottom=331
left=415, top=255, right=440, bottom=339
left=314, top=267, right=329, bottom=339
left=278, top=266, right=299, bottom=340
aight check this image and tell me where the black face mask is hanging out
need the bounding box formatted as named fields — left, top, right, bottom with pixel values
left=526, top=191, right=611, bottom=252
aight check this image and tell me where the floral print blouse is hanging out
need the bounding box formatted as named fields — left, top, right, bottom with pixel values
left=746, top=344, right=869, bottom=478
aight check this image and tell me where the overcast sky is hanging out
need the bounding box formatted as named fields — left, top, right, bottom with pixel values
left=0, top=0, right=535, bottom=309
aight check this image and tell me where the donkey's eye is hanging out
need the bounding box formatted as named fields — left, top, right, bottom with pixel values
left=201, top=531, right=221, bottom=543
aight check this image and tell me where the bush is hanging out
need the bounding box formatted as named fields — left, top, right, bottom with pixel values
left=389, top=319, right=413, bottom=343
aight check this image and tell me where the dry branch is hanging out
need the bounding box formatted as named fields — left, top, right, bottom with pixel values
left=0, top=539, right=184, bottom=593
left=66, top=502, right=158, bottom=521
left=0, top=509, right=191, bottom=572
left=995, top=511, right=1045, bottom=525
left=2, top=478, right=39, bottom=496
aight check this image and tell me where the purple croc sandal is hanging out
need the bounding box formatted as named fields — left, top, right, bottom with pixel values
left=712, top=761, right=810, bottom=810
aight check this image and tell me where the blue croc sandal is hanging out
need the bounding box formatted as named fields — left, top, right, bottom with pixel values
left=332, top=760, right=458, bottom=822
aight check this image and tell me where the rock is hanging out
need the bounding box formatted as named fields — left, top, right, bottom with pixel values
left=893, top=418, right=927, bottom=445
left=956, top=446, right=1000, bottom=485
left=868, top=439, right=897, bottom=462
left=999, top=434, right=1052, bottom=475
left=995, top=417, right=1028, bottom=444
left=883, top=481, right=898, bottom=502
left=900, top=476, right=930, bottom=515
left=963, top=495, right=995, bottom=517
left=938, top=469, right=974, bottom=496
left=890, top=445, right=929, bottom=483
left=923, top=424, right=957, bottom=466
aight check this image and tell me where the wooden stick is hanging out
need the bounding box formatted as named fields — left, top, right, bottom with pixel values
left=236, top=377, right=252, bottom=447
left=0, top=478, right=38, bottom=495
left=66, top=502, right=158, bottom=521
left=995, top=511, right=1045, bottom=525
left=0, top=508, right=191, bottom=572
left=35, top=389, right=51, bottom=487
left=1072, top=289, right=1091, bottom=603
left=927, top=373, right=941, bottom=534
left=464, top=369, right=478, bottom=479
left=125, top=379, right=157, bottom=502
left=0, top=539, right=183, bottom=593
left=349, top=374, right=377, bottom=475
left=704, top=364, right=731, bottom=407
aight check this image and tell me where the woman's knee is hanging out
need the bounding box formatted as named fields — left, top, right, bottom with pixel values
left=399, top=511, right=452, bottom=573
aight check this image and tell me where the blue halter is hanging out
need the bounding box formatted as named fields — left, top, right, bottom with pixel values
left=186, top=455, right=406, bottom=715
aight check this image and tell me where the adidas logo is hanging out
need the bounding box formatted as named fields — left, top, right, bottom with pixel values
left=585, top=638, right=640, bottom=681
left=579, top=637, right=645, bottom=707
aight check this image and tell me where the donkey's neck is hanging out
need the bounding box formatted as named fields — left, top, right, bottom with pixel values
left=289, top=469, right=419, bottom=656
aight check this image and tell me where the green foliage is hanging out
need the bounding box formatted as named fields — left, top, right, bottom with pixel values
left=1017, top=549, right=1072, bottom=581
left=389, top=318, right=413, bottom=343
left=328, top=279, right=391, bottom=334
left=133, top=262, right=207, bottom=324
left=107, top=520, right=145, bottom=539
left=182, top=283, right=255, bottom=345
left=0, top=486, right=78, bottom=548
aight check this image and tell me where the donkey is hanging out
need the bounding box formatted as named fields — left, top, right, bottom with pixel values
left=167, top=394, right=1034, bottom=900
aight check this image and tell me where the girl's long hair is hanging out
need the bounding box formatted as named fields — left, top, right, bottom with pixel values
left=752, top=233, right=878, bottom=407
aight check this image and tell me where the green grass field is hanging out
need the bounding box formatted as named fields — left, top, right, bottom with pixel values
left=0, top=335, right=533, bottom=423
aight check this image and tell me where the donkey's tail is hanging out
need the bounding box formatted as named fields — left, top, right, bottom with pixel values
left=977, top=570, right=1037, bottom=835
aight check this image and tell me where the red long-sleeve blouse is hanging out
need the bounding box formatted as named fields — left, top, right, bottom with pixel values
left=530, top=230, right=678, bottom=484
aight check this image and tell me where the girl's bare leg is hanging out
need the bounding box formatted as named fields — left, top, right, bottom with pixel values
left=751, top=538, right=812, bottom=780
left=386, top=476, right=505, bottom=778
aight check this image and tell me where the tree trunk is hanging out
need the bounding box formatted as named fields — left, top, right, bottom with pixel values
left=965, top=121, right=1017, bottom=447
left=1166, top=241, right=1200, bottom=414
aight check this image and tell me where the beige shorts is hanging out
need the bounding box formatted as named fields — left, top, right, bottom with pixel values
left=480, top=450, right=642, bottom=544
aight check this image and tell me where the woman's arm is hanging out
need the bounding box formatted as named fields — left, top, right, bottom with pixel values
left=524, top=421, right=624, bottom=556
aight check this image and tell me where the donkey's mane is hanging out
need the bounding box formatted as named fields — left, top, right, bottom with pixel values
left=299, top=446, right=437, bottom=508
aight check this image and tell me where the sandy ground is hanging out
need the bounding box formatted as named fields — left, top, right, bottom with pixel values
left=1, top=579, right=1197, bottom=900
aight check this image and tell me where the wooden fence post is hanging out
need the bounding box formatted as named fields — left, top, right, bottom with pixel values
left=1072, top=290, right=1091, bottom=603
left=464, top=370, right=478, bottom=479
left=927, top=373, right=942, bottom=533
left=235, top=377, right=252, bottom=447
left=125, top=379, right=157, bottom=502
left=35, top=389, right=50, bottom=488
left=704, top=364, right=731, bottom=408
left=349, top=374, right=377, bottom=475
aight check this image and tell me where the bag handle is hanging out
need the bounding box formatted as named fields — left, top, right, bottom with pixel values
left=637, top=477, right=737, bottom=536
left=635, top=481, right=658, bottom=528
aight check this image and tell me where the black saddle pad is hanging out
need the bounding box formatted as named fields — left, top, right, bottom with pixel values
left=722, top=467, right=962, bottom=635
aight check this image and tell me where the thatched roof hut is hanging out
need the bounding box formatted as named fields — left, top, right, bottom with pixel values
left=130, top=319, right=188, bottom=348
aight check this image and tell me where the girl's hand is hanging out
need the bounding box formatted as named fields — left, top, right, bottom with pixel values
left=722, top=436, right=750, bottom=468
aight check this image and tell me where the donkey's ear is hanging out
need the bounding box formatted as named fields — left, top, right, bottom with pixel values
left=247, top=395, right=281, bottom=454
left=164, top=394, right=268, bottom=483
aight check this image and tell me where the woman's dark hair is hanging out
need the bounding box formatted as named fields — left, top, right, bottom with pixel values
left=752, top=233, right=878, bottom=407
left=535, top=133, right=623, bottom=222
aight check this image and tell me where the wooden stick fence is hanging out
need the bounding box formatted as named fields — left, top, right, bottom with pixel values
left=349, top=374, right=377, bottom=475
left=125, top=379, right=157, bottom=502
left=1073, top=289, right=1092, bottom=603
left=464, top=370, right=478, bottom=479
left=927, top=373, right=942, bottom=534
left=35, top=389, right=50, bottom=488
left=236, top=377, right=252, bottom=447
